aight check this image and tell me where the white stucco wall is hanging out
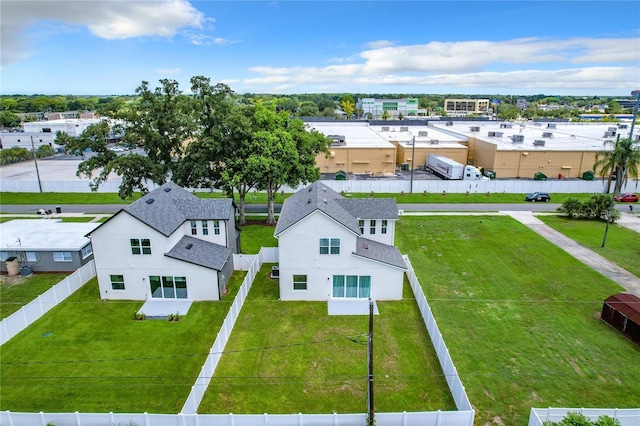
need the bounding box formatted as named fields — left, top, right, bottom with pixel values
left=90, top=212, right=220, bottom=300
left=357, top=218, right=396, bottom=245
left=178, top=219, right=227, bottom=246
left=277, top=211, right=403, bottom=301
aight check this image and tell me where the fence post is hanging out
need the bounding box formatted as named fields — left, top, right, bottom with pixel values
left=39, top=411, right=46, bottom=426
left=75, top=411, right=81, bottom=426
left=264, top=412, right=268, bottom=426
left=144, top=411, right=150, bottom=426
left=5, top=411, right=14, bottom=426
left=21, top=306, right=29, bottom=328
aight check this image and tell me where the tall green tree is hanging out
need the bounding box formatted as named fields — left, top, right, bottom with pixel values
left=340, top=99, right=356, bottom=119
left=174, top=77, right=263, bottom=225
left=594, top=137, right=640, bottom=195
left=0, top=110, right=21, bottom=128
left=497, top=105, right=519, bottom=120
left=252, top=100, right=330, bottom=224
left=67, top=80, right=193, bottom=199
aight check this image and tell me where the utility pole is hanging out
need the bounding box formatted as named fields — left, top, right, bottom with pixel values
left=367, top=298, right=375, bottom=426
left=30, top=136, right=43, bottom=193
left=409, top=136, right=415, bottom=193
left=601, top=134, right=621, bottom=248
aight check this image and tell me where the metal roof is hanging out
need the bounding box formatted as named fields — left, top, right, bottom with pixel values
left=165, top=235, right=232, bottom=271
left=604, top=293, right=640, bottom=325
left=0, top=219, right=98, bottom=251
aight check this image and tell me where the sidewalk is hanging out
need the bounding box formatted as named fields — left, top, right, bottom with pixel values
left=504, top=211, right=640, bottom=296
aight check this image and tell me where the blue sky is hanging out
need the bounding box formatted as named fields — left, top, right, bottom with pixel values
left=1, top=1, right=639, bottom=96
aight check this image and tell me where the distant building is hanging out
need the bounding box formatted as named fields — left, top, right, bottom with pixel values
left=614, top=99, right=639, bottom=110
left=22, top=118, right=103, bottom=137
left=357, top=98, right=423, bottom=119
left=444, top=99, right=490, bottom=116
left=516, top=98, right=528, bottom=110
left=0, top=132, right=56, bottom=150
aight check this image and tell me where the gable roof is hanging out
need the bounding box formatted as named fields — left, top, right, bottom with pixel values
left=122, top=182, right=233, bottom=237
left=165, top=235, right=232, bottom=271
left=352, top=237, right=407, bottom=270
left=275, top=182, right=397, bottom=236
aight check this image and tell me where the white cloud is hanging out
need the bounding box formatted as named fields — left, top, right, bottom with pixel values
left=186, top=33, right=237, bottom=46
left=157, top=68, right=181, bottom=75
left=1, top=0, right=205, bottom=67
left=243, top=37, right=640, bottom=92
left=363, top=40, right=395, bottom=49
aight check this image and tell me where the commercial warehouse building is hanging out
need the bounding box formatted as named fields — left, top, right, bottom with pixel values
left=431, top=121, right=632, bottom=179
left=308, top=120, right=628, bottom=180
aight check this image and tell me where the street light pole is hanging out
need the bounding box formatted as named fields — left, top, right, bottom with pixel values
left=628, top=89, right=640, bottom=144
left=410, top=136, right=415, bottom=193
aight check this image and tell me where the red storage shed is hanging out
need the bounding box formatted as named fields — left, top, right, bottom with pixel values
left=601, top=293, right=640, bottom=345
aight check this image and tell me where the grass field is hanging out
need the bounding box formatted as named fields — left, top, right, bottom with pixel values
left=0, top=273, right=69, bottom=319
left=239, top=221, right=278, bottom=254
left=395, top=216, right=640, bottom=426
left=0, top=272, right=245, bottom=413
left=198, top=264, right=456, bottom=414
left=538, top=215, right=640, bottom=277
left=0, top=191, right=595, bottom=205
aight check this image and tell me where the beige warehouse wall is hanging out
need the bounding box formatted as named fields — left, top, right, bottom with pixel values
left=492, top=150, right=599, bottom=179
left=468, top=138, right=497, bottom=171
left=315, top=147, right=396, bottom=175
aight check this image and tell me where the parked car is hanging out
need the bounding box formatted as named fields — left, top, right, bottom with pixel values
left=614, top=193, right=639, bottom=202
left=525, top=192, right=551, bottom=202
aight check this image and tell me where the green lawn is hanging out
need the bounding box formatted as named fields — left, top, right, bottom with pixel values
left=0, top=191, right=596, bottom=205
left=198, top=264, right=455, bottom=414
left=1, top=273, right=70, bottom=319
left=239, top=221, right=278, bottom=254
left=0, top=273, right=245, bottom=413
left=538, top=215, right=640, bottom=278
left=59, top=216, right=97, bottom=223
left=396, top=216, right=640, bottom=426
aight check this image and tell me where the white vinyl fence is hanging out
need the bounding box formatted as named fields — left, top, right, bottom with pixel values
left=403, top=255, right=474, bottom=414
left=529, top=408, right=640, bottom=426
left=2, top=178, right=638, bottom=194
left=0, top=260, right=96, bottom=346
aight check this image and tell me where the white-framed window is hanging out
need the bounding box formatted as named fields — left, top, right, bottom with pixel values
left=130, top=238, right=151, bottom=255
left=81, top=244, right=93, bottom=259
left=293, top=274, right=307, bottom=290
left=110, top=274, right=125, bottom=290
left=53, top=252, right=72, bottom=262
left=319, top=238, right=340, bottom=255
left=202, top=220, right=209, bottom=235
left=358, top=219, right=365, bottom=233
left=214, top=220, right=220, bottom=235
left=332, top=275, right=371, bottom=298
left=381, top=220, right=388, bottom=234
left=149, top=275, right=188, bottom=299
left=370, top=220, right=376, bottom=235
left=190, top=220, right=197, bottom=235
left=26, top=252, right=37, bottom=262
left=0, top=251, right=9, bottom=261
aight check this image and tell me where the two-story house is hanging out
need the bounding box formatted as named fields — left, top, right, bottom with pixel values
left=275, top=182, right=406, bottom=301
left=89, top=183, right=239, bottom=301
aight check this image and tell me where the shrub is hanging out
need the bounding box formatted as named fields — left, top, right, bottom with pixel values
left=558, top=197, right=583, bottom=218
left=0, top=147, right=30, bottom=165
left=132, top=312, right=146, bottom=321
left=559, top=195, right=619, bottom=223
left=542, top=412, right=621, bottom=426
left=37, top=144, right=55, bottom=158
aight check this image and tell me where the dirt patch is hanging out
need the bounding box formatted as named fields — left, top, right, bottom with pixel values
left=483, top=387, right=495, bottom=401
left=0, top=274, right=27, bottom=286
left=565, top=357, right=583, bottom=375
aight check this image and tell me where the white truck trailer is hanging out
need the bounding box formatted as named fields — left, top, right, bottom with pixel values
left=426, top=154, right=486, bottom=180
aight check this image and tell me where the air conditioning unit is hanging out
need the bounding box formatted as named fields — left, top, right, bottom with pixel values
left=400, top=126, right=409, bottom=132
left=547, top=123, right=557, bottom=128
left=470, top=126, right=480, bottom=132
left=446, top=121, right=453, bottom=126
left=511, top=134, right=525, bottom=143
left=418, top=131, right=428, bottom=137
left=500, top=123, right=513, bottom=129
left=604, top=131, right=615, bottom=137
left=488, top=131, right=503, bottom=137
left=428, top=139, right=440, bottom=144
left=381, top=126, right=389, bottom=131
left=542, top=132, right=553, bottom=138
left=533, top=140, right=546, bottom=146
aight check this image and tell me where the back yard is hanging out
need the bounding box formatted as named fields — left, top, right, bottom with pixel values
left=1, top=272, right=69, bottom=319
left=198, top=264, right=456, bottom=414
left=0, top=273, right=245, bottom=413
left=395, top=216, right=640, bottom=425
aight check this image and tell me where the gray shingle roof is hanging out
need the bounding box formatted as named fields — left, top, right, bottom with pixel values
left=353, top=237, right=407, bottom=270
left=275, top=182, right=399, bottom=236
left=165, top=235, right=232, bottom=271
left=336, top=198, right=398, bottom=220
left=124, top=182, right=233, bottom=236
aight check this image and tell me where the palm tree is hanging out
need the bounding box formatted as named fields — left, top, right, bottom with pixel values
left=593, top=137, right=640, bottom=195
